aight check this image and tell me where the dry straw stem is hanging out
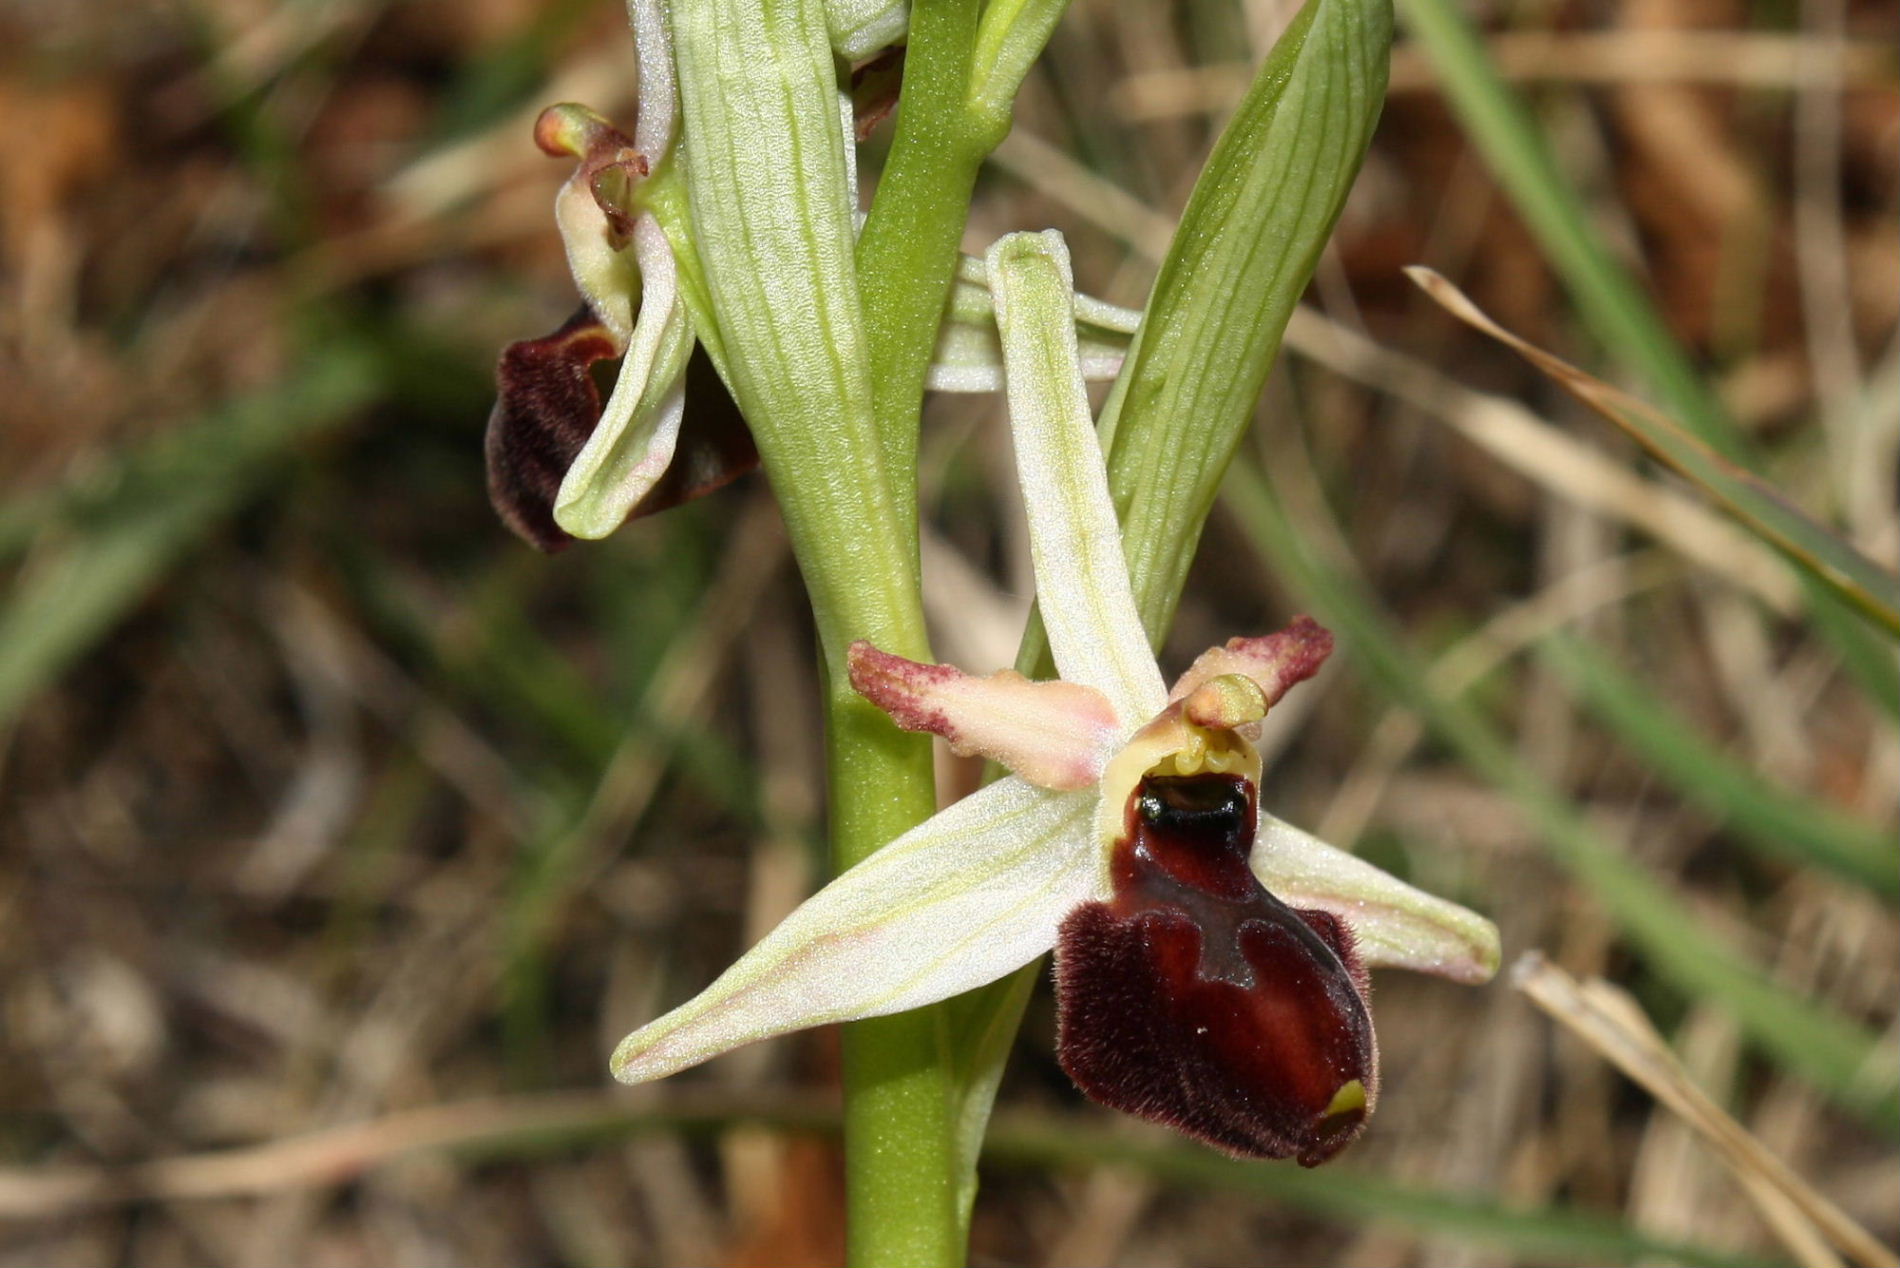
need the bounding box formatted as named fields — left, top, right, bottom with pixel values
left=1413, top=271, right=1900, bottom=638
left=1406, top=266, right=1900, bottom=638
left=0, top=1091, right=833, bottom=1219
left=1278, top=308, right=1800, bottom=615
left=1513, top=952, right=1899, bottom=1268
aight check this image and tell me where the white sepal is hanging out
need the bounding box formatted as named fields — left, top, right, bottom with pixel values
left=611, top=779, right=1100, bottom=1082
left=927, top=256, right=1137, bottom=393
left=824, top=0, right=909, bottom=59
left=1251, top=811, right=1501, bottom=985
left=987, top=230, right=1166, bottom=725
left=554, top=178, right=643, bottom=348
left=629, top=0, right=677, bottom=163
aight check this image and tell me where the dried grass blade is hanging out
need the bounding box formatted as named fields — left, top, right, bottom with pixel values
left=1514, top=952, right=1900, bottom=1268
left=1408, top=268, right=1900, bottom=638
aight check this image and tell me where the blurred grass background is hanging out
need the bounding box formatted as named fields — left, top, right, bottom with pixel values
left=1, top=0, right=1895, bottom=1264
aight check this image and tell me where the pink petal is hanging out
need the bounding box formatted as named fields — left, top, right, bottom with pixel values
left=849, top=642, right=1120, bottom=791
left=1170, top=616, right=1335, bottom=711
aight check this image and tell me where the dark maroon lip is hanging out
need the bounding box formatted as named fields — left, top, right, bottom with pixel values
left=486, top=318, right=756, bottom=552
left=1056, top=772, right=1379, bottom=1166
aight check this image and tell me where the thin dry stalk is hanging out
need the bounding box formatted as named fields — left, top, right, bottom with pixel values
left=1513, top=952, right=1900, bottom=1268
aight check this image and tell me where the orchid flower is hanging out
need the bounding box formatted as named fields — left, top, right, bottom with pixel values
left=482, top=0, right=720, bottom=553
left=484, top=2, right=1141, bottom=553
left=610, top=231, right=1499, bottom=1166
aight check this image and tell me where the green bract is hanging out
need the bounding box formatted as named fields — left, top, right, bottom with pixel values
left=1094, top=0, right=1393, bottom=642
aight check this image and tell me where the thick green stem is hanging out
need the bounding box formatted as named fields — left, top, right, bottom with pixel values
left=664, top=3, right=961, bottom=1255
left=840, top=13, right=982, bottom=1261
left=856, top=0, right=988, bottom=542
left=828, top=689, right=959, bottom=1268
left=666, top=1, right=1076, bottom=1255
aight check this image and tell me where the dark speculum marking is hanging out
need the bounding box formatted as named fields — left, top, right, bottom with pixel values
left=485, top=315, right=760, bottom=553
left=1056, top=773, right=1378, bottom=1166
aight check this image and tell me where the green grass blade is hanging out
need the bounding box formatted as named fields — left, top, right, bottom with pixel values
left=1541, top=634, right=1899, bottom=899
left=1221, top=455, right=1900, bottom=1130
left=0, top=347, right=380, bottom=730
left=1394, top=0, right=1732, bottom=453
left=1411, top=269, right=1900, bottom=638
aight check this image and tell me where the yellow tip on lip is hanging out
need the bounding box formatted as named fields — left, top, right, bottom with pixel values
left=1323, top=1079, right=1367, bottom=1119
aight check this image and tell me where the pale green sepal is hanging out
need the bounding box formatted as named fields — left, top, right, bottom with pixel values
left=1252, top=811, right=1501, bottom=984
left=627, top=0, right=677, bottom=160
left=1092, top=0, right=1394, bottom=642
left=929, top=253, right=1139, bottom=392
left=668, top=0, right=916, bottom=665
left=611, top=779, right=1099, bottom=1082
left=826, top=0, right=909, bottom=60
left=553, top=214, right=695, bottom=540
left=987, top=230, right=1166, bottom=724
left=554, top=178, right=642, bottom=347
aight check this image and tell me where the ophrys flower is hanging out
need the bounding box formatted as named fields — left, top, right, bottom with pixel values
left=608, top=230, right=1498, bottom=1164
left=485, top=5, right=1144, bottom=553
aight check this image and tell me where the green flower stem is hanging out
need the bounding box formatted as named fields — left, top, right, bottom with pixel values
left=855, top=0, right=1072, bottom=538
left=856, top=0, right=987, bottom=526
left=846, top=5, right=1073, bottom=1255
left=844, top=5, right=1006, bottom=1258
left=665, top=1, right=982, bottom=1259
left=827, top=694, right=961, bottom=1268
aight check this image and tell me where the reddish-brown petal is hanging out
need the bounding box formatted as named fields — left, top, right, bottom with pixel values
left=847, top=642, right=1119, bottom=790
left=849, top=46, right=905, bottom=140
left=1056, top=773, right=1378, bottom=1166
left=1168, top=616, right=1335, bottom=712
